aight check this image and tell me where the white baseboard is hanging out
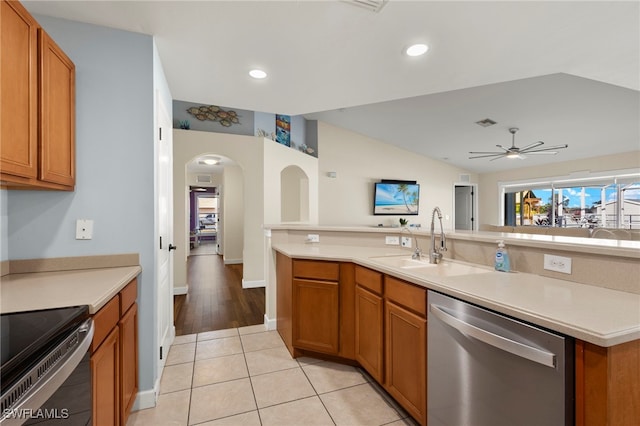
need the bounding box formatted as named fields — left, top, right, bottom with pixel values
left=224, top=258, right=243, bottom=265
left=264, top=314, right=276, bottom=330
left=242, top=279, right=265, bottom=289
left=132, top=386, right=158, bottom=411
left=173, top=285, right=188, bottom=295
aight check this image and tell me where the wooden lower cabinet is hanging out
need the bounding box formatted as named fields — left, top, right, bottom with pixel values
left=355, top=285, right=384, bottom=382
left=90, top=278, right=138, bottom=426
left=292, top=278, right=339, bottom=354
left=91, top=327, right=120, bottom=426
left=385, top=301, right=427, bottom=425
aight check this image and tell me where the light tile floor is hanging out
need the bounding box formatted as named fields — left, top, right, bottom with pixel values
left=127, top=325, right=418, bottom=426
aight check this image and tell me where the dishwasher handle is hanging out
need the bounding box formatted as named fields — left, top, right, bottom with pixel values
left=430, top=304, right=557, bottom=368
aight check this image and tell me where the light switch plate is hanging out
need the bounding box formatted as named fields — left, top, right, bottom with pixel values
left=400, top=236, right=412, bottom=248
left=76, top=219, right=94, bottom=240
left=385, top=236, right=400, bottom=245
left=306, top=234, right=320, bottom=243
left=543, top=254, right=572, bottom=274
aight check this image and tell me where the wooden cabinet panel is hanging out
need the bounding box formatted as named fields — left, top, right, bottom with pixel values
left=276, top=252, right=294, bottom=355
left=385, top=276, right=427, bottom=317
left=355, top=265, right=383, bottom=295
left=293, top=259, right=339, bottom=281
left=91, top=295, right=120, bottom=353
left=293, top=278, right=339, bottom=354
left=119, top=278, right=137, bottom=315
left=355, top=285, right=384, bottom=382
left=91, top=326, right=120, bottom=426
left=119, top=303, right=138, bottom=426
left=575, top=339, right=640, bottom=426
left=385, top=301, right=427, bottom=426
left=339, top=263, right=356, bottom=360
left=0, top=0, right=38, bottom=180
left=38, top=29, right=75, bottom=187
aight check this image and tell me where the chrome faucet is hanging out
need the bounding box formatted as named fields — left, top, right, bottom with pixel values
left=430, top=207, right=447, bottom=264
left=401, top=226, right=422, bottom=260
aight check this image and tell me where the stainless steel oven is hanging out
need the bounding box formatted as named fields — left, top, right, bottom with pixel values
left=1, top=306, right=94, bottom=425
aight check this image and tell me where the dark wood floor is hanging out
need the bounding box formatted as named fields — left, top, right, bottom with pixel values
left=174, top=248, right=265, bottom=335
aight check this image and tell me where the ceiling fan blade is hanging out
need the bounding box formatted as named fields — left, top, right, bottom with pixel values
left=489, top=156, right=505, bottom=161
left=469, top=151, right=504, bottom=154
left=521, top=144, right=568, bottom=153
left=495, top=144, right=510, bottom=152
left=469, top=153, right=505, bottom=159
left=522, top=151, right=560, bottom=155
left=519, top=141, right=544, bottom=151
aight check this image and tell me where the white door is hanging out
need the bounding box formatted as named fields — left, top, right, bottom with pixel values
left=454, top=185, right=475, bottom=230
left=156, top=94, right=174, bottom=373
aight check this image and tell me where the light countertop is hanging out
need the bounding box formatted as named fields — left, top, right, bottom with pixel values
left=0, top=265, right=141, bottom=314
left=272, top=242, right=640, bottom=347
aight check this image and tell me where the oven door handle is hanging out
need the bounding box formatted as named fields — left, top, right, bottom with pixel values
left=0, top=319, right=94, bottom=425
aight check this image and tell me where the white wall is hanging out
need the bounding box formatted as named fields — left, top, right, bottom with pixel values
left=264, top=140, right=319, bottom=225
left=317, top=121, right=476, bottom=228
left=173, top=130, right=264, bottom=290
left=8, top=16, right=158, bottom=394
left=478, top=151, right=640, bottom=225
left=222, top=165, right=244, bottom=263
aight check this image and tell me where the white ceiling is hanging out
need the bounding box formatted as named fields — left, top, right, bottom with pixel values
left=23, top=0, right=640, bottom=173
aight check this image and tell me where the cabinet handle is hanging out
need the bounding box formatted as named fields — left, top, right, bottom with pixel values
left=168, top=244, right=177, bottom=251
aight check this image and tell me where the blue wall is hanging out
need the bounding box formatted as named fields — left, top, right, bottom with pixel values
left=7, top=15, right=157, bottom=393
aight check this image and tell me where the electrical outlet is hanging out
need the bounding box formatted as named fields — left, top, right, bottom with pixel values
left=76, top=219, right=94, bottom=240
left=385, top=236, right=400, bottom=245
left=400, top=236, right=412, bottom=248
left=306, top=234, right=320, bottom=243
left=543, top=254, right=572, bottom=274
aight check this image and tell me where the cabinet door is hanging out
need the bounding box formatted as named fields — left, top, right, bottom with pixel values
left=38, top=29, right=75, bottom=187
left=119, top=303, right=138, bottom=426
left=293, top=278, right=339, bottom=354
left=91, top=327, right=120, bottom=426
left=385, top=301, right=427, bottom=426
left=355, top=285, right=384, bottom=382
left=0, top=0, right=38, bottom=180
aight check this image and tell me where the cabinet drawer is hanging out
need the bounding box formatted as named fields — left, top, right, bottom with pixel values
left=293, top=260, right=339, bottom=281
left=119, top=278, right=137, bottom=315
left=91, top=295, right=120, bottom=352
left=355, top=265, right=383, bottom=295
left=385, top=276, right=426, bottom=317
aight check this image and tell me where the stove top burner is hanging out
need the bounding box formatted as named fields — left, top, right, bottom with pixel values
left=0, top=306, right=90, bottom=393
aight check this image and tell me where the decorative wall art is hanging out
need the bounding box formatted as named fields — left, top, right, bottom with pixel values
left=186, top=105, right=240, bottom=127
left=275, top=114, right=291, bottom=146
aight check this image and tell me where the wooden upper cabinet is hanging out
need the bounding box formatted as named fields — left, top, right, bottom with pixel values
left=0, top=0, right=38, bottom=180
left=38, top=29, right=75, bottom=187
left=0, top=0, right=75, bottom=190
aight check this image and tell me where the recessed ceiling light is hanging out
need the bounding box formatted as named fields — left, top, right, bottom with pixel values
left=405, top=43, right=429, bottom=57
left=249, top=69, right=267, bottom=79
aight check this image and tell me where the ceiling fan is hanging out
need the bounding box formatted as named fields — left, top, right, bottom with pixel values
left=469, top=128, right=568, bottom=161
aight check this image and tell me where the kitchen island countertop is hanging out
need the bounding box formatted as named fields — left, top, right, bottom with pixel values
left=272, top=242, right=640, bottom=348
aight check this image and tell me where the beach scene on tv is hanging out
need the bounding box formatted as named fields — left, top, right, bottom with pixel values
left=374, top=183, right=420, bottom=215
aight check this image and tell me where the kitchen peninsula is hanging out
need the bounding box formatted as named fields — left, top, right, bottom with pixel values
left=268, top=225, right=640, bottom=426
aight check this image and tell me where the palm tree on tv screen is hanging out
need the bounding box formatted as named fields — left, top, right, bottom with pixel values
left=396, top=184, right=418, bottom=213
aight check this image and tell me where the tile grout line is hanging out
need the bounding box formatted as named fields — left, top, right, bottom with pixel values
left=239, top=330, right=264, bottom=425
left=298, top=360, right=338, bottom=426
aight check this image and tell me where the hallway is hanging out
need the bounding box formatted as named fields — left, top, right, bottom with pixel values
left=174, top=245, right=265, bottom=335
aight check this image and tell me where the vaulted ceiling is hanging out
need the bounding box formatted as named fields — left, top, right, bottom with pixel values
left=24, top=0, right=640, bottom=173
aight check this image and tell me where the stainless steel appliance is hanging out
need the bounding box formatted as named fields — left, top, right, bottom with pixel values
left=1, top=306, right=94, bottom=425
left=428, top=291, right=573, bottom=426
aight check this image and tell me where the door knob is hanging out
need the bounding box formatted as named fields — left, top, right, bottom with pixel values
left=169, top=244, right=177, bottom=251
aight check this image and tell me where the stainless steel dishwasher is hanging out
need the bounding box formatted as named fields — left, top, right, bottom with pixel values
left=427, top=291, right=573, bottom=426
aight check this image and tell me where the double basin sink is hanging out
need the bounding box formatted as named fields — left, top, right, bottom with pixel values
left=368, top=254, right=493, bottom=278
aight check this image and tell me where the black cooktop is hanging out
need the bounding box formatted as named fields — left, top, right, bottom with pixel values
left=0, top=305, right=90, bottom=393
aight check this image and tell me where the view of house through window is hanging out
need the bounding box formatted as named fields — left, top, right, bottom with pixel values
left=503, top=176, right=640, bottom=229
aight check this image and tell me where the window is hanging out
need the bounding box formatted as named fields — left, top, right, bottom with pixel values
left=501, top=172, right=640, bottom=229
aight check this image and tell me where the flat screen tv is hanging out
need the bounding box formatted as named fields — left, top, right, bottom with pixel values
left=373, top=182, right=420, bottom=215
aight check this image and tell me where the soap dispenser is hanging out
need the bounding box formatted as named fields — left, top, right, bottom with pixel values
left=495, top=240, right=511, bottom=272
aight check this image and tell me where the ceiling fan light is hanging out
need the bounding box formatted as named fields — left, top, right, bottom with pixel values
left=203, top=158, right=218, bottom=165
left=506, top=152, right=521, bottom=159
